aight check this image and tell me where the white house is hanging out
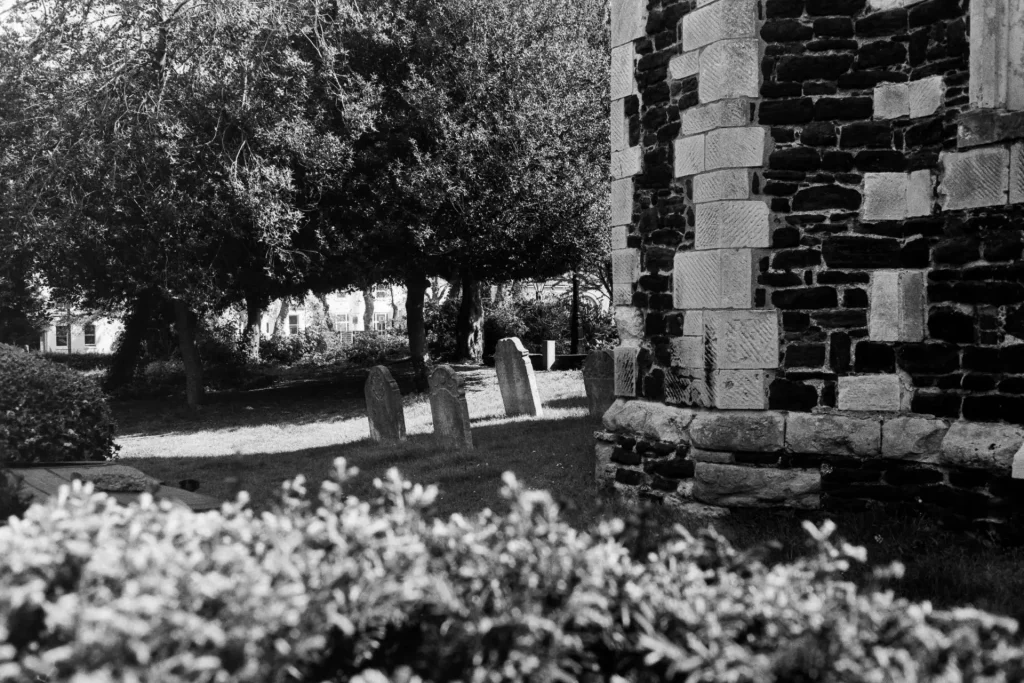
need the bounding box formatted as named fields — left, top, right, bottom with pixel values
left=39, top=317, right=123, bottom=354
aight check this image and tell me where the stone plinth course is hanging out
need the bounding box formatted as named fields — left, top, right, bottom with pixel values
left=689, top=410, right=785, bottom=452
left=693, top=463, right=821, bottom=509
left=583, top=350, right=616, bottom=419
left=940, top=421, right=1024, bottom=475
left=786, top=413, right=881, bottom=457
left=364, top=365, right=407, bottom=443
left=881, top=416, right=950, bottom=461
left=494, top=337, right=543, bottom=418
left=428, top=365, right=474, bottom=450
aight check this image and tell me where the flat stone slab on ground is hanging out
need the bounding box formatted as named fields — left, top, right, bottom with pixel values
left=364, top=365, right=407, bottom=443
left=429, top=365, right=474, bottom=450
left=494, top=337, right=543, bottom=417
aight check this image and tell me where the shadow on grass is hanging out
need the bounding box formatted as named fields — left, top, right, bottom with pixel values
left=543, top=396, right=589, bottom=410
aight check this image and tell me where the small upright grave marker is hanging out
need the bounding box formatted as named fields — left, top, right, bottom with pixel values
left=542, top=341, right=556, bottom=371
left=583, top=349, right=616, bottom=419
left=429, top=365, right=474, bottom=450
left=494, top=337, right=543, bottom=417
left=365, top=365, right=407, bottom=443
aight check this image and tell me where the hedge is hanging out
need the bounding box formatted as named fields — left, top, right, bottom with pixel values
left=0, top=344, right=119, bottom=463
left=0, top=461, right=1022, bottom=682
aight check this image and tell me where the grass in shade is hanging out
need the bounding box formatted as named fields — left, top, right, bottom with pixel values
left=115, top=362, right=1024, bottom=623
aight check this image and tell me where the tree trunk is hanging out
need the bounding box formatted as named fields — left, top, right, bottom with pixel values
left=273, top=297, right=290, bottom=337
left=390, top=285, right=399, bottom=322
left=455, top=269, right=484, bottom=363
left=495, top=282, right=506, bottom=306
left=509, top=280, right=524, bottom=301
left=320, top=294, right=335, bottom=331
left=362, top=288, right=375, bottom=332
left=173, top=299, right=204, bottom=410
left=570, top=270, right=580, bottom=354
left=242, top=292, right=265, bottom=364
left=103, top=289, right=155, bottom=391
left=405, top=273, right=430, bottom=393
left=448, top=272, right=462, bottom=304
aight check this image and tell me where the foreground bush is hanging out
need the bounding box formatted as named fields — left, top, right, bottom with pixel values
left=0, top=344, right=119, bottom=463
left=2, top=461, right=1022, bottom=682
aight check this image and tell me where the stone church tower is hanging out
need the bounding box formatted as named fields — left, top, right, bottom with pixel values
left=600, top=0, right=1024, bottom=530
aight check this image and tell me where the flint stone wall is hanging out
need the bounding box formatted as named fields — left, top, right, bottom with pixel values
left=603, top=0, right=1024, bottom=522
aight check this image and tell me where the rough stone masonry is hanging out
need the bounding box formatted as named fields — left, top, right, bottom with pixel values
left=602, top=0, right=1024, bottom=535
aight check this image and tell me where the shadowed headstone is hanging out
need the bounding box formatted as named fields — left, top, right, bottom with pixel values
left=583, top=349, right=616, bottom=419
left=429, top=365, right=474, bottom=450
left=365, top=365, right=407, bottom=443
left=494, top=337, right=543, bottom=417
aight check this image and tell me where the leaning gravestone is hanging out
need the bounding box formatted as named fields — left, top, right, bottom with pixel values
left=365, top=365, right=407, bottom=443
left=583, top=349, right=616, bottom=419
left=429, top=365, right=474, bottom=450
left=494, top=337, right=544, bottom=417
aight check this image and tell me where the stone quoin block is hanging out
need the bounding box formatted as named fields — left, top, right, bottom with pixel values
left=614, top=306, right=645, bottom=346
left=862, top=173, right=907, bottom=221
left=610, top=99, right=626, bottom=153
left=610, top=177, right=633, bottom=226
left=704, top=309, right=780, bottom=370
left=705, top=126, right=767, bottom=171
left=610, top=225, right=628, bottom=250
left=695, top=201, right=770, bottom=250
left=837, top=374, right=904, bottom=411
left=674, top=134, right=705, bottom=178
left=680, top=100, right=749, bottom=137
left=669, top=51, right=700, bottom=80
left=611, top=0, right=644, bottom=48
left=611, top=146, right=643, bottom=179
left=693, top=462, right=820, bottom=509
left=611, top=248, right=641, bottom=285
left=612, top=283, right=632, bottom=306
left=881, top=416, right=949, bottom=462
left=786, top=413, right=882, bottom=457
left=671, top=335, right=704, bottom=368
left=711, top=369, right=770, bottom=410
left=873, top=82, right=909, bottom=120
left=673, top=249, right=761, bottom=310
left=909, top=76, right=943, bottom=118
left=1010, top=142, right=1024, bottom=205
left=683, top=310, right=705, bottom=336
left=907, top=170, right=933, bottom=217
left=602, top=398, right=696, bottom=444
left=720, top=249, right=762, bottom=309
left=664, top=368, right=713, bottom=408
left=688, top=410, right=786, bottom=452
left=693, top=169, right=750, bottom=203
left=940, top=421, right=1024, bottom=475
left=939, top=147, right=1010, bottom=211
left=699, top=39, right=760, bottom=103
left=681, top=0, right=756, bottom=52
left=613, top=347, right=640, bottom=397
left=610, top=44, right=636, bottom=101
left=869, top=270, right=925, bottom=342
left=970, top=0, right=1008, bottom=109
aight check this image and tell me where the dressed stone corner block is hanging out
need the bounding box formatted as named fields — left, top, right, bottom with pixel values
left=694, top=200, right=769, bottom=250
left=674, top=134, right=705, bottom=178
left=908, top=76, right=943, bottom=118
left=668, top=51, right=700, bottom=80
left=710, top=370, right=770, bottom=410
left=612, top=283, right=633, bottom=306
left=862, top=172, right=932, bottom=221
left=610, top=99, right=626, bottom=154
left=938, top=147, right=1009, bottom=211
left=704, top=126, right=767, bottom=171
left=698, top=39, right=760, bottom=103
left=613, top=346, right=640, bottom=397
left=610, top=225, right=629, bottom=251
left=611, top=146, right=643, bottom=179
left=610, top=43, right=636, bottom=101
left=615, top=306, right=645, bottom=346
left=611, top=248, right=641, bottom=286
left=611, top=0, right=645, bottom=48
left=681, top=0, right=755, bottom=52
left=693, top=169, right=750, bottom=204
left=873, top=82, right=910, bottom=120
left=1011, top=142, right=1024, bottom=205
left=680, top=100, right=748, bottom=137
left=610, top=177, right=633, bottom=227
left=837, top=374, right=907, bottom=412
left=868, top=270, right=925, bottom=342
left=704, top=310, right=780, bottom=370
left=673, top=248, right=764, bottom=310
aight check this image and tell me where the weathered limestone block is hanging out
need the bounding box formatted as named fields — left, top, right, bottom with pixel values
left=940, top=421, right=1024, bottom=475
left=705, top=126, right=766, bottom=170
left=671, top=335, right=704, bottom=368
left=610, top=99, right=626, bottom=153
left=663, top=368, right=713, bottom=408
left=719, top=248, right=761, bottom=309
left=615, top=306, right=645, bottom=346
left=669, top=51, right=700, bottom=80
left=611, top=0, right=644, bottom=48
left=612, top=283, right=632, bottom=305
left=939, top=148, right=1009, bottom=211
left=602, top=398, right=696, bottom=444
left=837, top=374, right=904, bottom=412
left=869, top=270, right=925, bottom=342
left=874, top=82, right=909, bottom=120
left=681, top=0, right=755, bottom=51
left=596, top=440, right=616, bottom=481
left=704, top=310, right=780, bottom=370
left=689, top=446, right=735, bottom=463
left=611, top=146, right=643, bottom=179
left=863, top=173, right=907, bottom=221
left=674, top=134, right=705, bottom=177
left=1010, top=142, right=1024, bottom=205
left=613, top=347, right=640, bottom=397
left=680, top=100, right=748, bottom=137
left=881, top=416, right=949, bottom=461
left=695, top=201, right=769, bottom=250
left=693, top=463, right=821, bottom=509
left=611, top=177, right=633, bottom=226
left=693, top=169, right=749, bottom=204
left=611, top=248, right=641, bottom=285
left=907, top=170, right=933, bottom=217
left=683, top=310, right=705, bottom=336
left=673, top=249, right=760, bottom=310
left=699, top=39, right=760, bottom=103
left=610, top=225, right=628, bottom=250
left=710, top=370, right=770, bottom=410
left=969, top=0, right=1008, bottom=109
left=909, top=76, right=943, bottom=118
left=689, top=410, right=785, bottom=452
left=1011, top=2, right=1024, bottom=111
left=610, top=44, right=636, bottom=101
left=786, top=413, right=881, bottom=457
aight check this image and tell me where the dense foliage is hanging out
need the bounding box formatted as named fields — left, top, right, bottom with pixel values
left=1, top=460, right=1021, bottom=682
left=0, top=344, right=119, bottom=463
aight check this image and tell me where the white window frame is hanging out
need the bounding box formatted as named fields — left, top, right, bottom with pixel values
left=83, top=324, right=96, bottom=347
left=55, top=325, right=69, bottom=348
left=288, top=314, right=299, bottom=335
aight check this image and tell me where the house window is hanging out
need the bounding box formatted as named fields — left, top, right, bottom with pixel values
left=374, top=287, right=389, bottom=300
left=84, top=324, right=96, bottom=347
left=289, top=314, right=299, bottom=335
left=55, top=325, right=69, bottom=347
left=374, top=313, right=388, bottom=332
left=970, top=0, right=1024, bottom=111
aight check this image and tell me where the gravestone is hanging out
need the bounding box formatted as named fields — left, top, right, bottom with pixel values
left=365, top=365, right=407, bottom=443
left=494, top=337, right=544, bottom=417
left=583, top=349, right=616, bottom=418
left=429, top=365, right=474, bottom=450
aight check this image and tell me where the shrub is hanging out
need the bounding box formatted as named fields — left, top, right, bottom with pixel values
left=482, top=303, right=528, bottom=358
left=0, top=466, right=31, bottom=524
left=2, top=461, right=1023, bottom=683
left=0, top=344, right=119, bottom=463
left=41, top=352, right=113, bottom=374
left=259, top=329, right=328, bottom=365
left=425, top=298, right=460, bottom=360
left=345, top=332, right=409, bottom=367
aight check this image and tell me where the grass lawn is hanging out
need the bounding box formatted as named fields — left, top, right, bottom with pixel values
left=115, top=362, right=1024, bottom=623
